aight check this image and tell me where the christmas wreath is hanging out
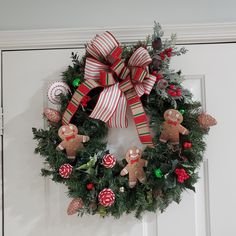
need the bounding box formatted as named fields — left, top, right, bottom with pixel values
left=33, top=22, right=217, bottom=218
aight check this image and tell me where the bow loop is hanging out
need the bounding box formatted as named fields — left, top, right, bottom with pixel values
left=128, top=47, right=152, bottom=68
left=86, top=32, right=119, bottom=60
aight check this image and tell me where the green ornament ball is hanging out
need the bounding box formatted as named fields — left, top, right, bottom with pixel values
left=72, top=77, right=81, bottom=87
left=179, top=109, right=185, bottom=115
left=154, top=168, right=163, bottom=178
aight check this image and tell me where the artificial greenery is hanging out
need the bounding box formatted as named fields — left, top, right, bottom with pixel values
left=33, top=22, right=209, bottom=219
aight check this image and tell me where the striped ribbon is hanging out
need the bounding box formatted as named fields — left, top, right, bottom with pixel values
left=62, top=32, right=156, bottom=146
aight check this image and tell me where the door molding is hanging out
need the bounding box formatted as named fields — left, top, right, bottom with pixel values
left=0, top=22, right=236, bottom=50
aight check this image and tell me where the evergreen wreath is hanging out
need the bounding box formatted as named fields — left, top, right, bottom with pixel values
left=33, top=22, right=216, bottom=218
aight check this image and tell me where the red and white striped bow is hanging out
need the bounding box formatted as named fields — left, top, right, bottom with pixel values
left=62, top=32, right=156, bottom=145
left=85, top=32, right=156, bottom=128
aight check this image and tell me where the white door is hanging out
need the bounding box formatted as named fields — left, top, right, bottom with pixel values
left=1, top=43, right=235, bottom=236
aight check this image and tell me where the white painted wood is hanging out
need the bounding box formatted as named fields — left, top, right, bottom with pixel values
left=165, top=43, right=236, bottom=236
left=2, top=48, right=157, bottom=236
left=0, top=22, right=236, bottom=50
left=158, top=75, right=208, bottom=236
left=0, top=50, right=2, bottom=235
left=1, top=40, right=235, bottom=236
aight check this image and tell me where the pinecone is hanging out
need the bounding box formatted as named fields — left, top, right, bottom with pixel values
left=152, top=37, right=162, bottom=50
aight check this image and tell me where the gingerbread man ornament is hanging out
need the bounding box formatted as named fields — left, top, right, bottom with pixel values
left=159, top=109, right=189, bottom=145
left=57, top=124, right=90, bottom=160
left=120, top=146, right=148, bottom=188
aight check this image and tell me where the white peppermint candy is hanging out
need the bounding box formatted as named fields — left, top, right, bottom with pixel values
left=102, top=154, right=116, bottom=168
left=47, top=81, right=71, bottom=104
left=98, top=188, right=115, bottom=207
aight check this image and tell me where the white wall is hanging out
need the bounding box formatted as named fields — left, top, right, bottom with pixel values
left=0, top=0, right=236, bottom=30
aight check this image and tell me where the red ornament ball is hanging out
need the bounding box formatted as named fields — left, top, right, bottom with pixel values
left=59, top=164, right=73, bottom=178
left=175, top=168, right=190, bottom=183
left=102, top=154, right=116, bottom=168
left=98, top=188, right=115, bottom=207
left=86, top=183, right=94, bottom=190
left=183, top=141, right=192, bottom=149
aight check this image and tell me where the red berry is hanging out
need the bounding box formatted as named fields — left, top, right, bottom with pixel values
left=156, top=74, right=163, bottom=82
left=86, top=183, right=94, bottom=190
left=183, top=141, right=192, bottom=149
left=152, top=71, right=158, bottom=76
left=165, top=48, right=173, bottom=53
left=171, top=91, right=177, bottom=97
left=160, top=52, right=165, bottom=60
left=169, top=84, right=175, bottom=89
left=177, top=91, right=182, bottom=96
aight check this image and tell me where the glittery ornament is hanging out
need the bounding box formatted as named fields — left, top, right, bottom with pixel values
left=154, top=168, right=163, bottom=178
left=44, top=108, right=61, bottom=123
left=67, top=198, right=84, bottom=215
left=119, top=187, right=125, bottom=192
left=72, top=77, right=81, bottom=87
left=59, top=164, right=73, bottom=178
left=98, top=188, right=115, bottom=207
left=86, top=183, right=94, bottom=190
left=47, top=81, right=71, bottom=104
left=198, top=113, right=217, bottom=129
left=102, top=154, right=116, bottom=168
left=183, top=141, right=192, bottom=149
left=179, top=109, right=185, bottom=115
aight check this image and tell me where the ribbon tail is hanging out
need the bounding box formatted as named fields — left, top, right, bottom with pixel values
left=134, top=84, right=145, bottom=97
left=107, top=93, right=128, bottom=128
left=124, top=88, right=153, bottom=146
left=89, top=83, right=121, bottom=123
left=62, top=80, right=100, bottom=125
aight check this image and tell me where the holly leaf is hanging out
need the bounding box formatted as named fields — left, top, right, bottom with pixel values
left=165, top=175, right=176, bottom=189
left=184, top=183, right=195, bottom=192
left=171, top=159, right=178, bottom=172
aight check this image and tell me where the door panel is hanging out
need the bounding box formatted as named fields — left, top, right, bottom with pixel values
left=170, top=44, right=236, bottom=236
left=2, top=49, right=157, bottom=236
left=2, top=43, right=235, bottom=236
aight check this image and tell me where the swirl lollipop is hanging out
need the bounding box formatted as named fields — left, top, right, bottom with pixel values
left=47, top=81, right=71, bottom=104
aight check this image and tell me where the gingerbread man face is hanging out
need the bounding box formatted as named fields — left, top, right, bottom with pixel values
left=164, top=109, right=183, bottom=124
left=125, top=147, right=142, bottom=163
left=58, top=124, right=78, bottom=140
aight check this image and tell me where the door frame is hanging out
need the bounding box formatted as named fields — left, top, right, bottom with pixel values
left=0, top=22, right=236, bottom=236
